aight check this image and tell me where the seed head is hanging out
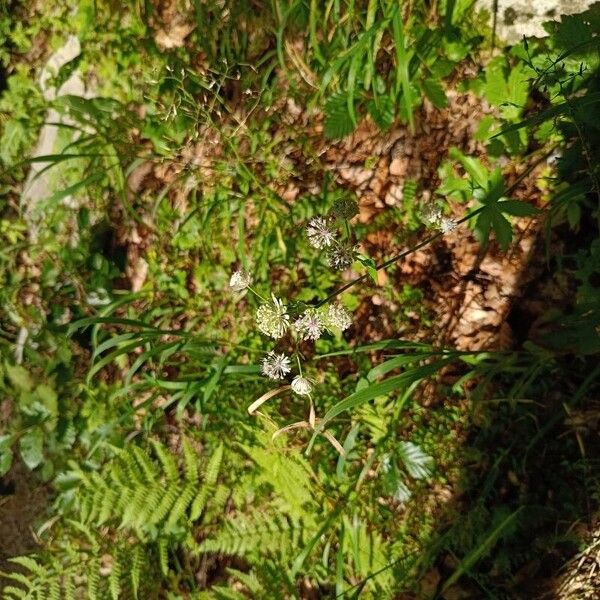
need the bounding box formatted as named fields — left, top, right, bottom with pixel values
left=291, top=375, right=313, bottom=396
left=229, top=269, right=252, bottom=292
left=294, top=309, right=324, bottom=341
left=307, top=217, right=336, bottom=249
left=256, top=294, right=290, bottom=339
left=330, top=197, right=359, bottom=220
left=261, top=351, right=292, bottom=380
left=326, top=244, right=355, bottom=271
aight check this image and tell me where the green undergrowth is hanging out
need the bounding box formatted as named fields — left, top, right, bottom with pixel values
left=1, top=1, right=599, bottom=599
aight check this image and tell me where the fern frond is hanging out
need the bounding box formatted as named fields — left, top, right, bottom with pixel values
left=131, top=545, right=143, bottom=599
left=151, top=439, right=179, bottom=481
left=109, top=550, right=122, bottom=600
left=158, top=538, right=169, bottom=576
left=182, top=437, right=199, bottom=483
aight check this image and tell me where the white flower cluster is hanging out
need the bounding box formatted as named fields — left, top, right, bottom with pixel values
left=421, top=204, right=457, bottom=233
left=261, top=351, right=291, bottom=379
left=256, top=294, right=290, bottom=339
left=228, top=205, right=355, bottom=402
left=307, top=217, right=336, bottom=249
left=306, top=199, right=359, bottom=271
left=294, top=309, right=324, bottom=341
left=229, top=269, right=252, bottom=292
left=261, top=353, right=313, bottom=396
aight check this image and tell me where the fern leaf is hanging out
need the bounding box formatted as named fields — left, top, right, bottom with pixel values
left=131, top=544, right=143, bottom=599
left=64, top=572, right=76, bottom=600
left=109, top=551, right=122, bottom=600
left=398, top=441, right=434, bottom=480
left=87, top=559, right=100, bottom=600
left=48, top=577, right=60, bottom=600
left=149, top=483, right=180, bottom=526
left=158, top=538, right=169, bottom=576
left=165, top=481, right=197, bottom=530
left=132, top=445, right=157, bottom=482
left=151, top=439, right=179, bottom=482
left=2, top=585, right=28, bottom=599
left=182, top=438, right=199, bottom=483
left=8, top=556, right=47, bottom=577
left=325, top=92, right=356, bottom=139
left=205, top=443, right=223, bottom=486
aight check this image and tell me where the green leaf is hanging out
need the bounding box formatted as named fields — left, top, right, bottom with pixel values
left=19, top=428, right=44, bottom=470
left=497, top=200, right=539, bottom=216
left=35, top=384, right=58, bottom=418
left=356, top=254, right=378, bottom=284
left=0, top=446, right=13, bottom=476
left=448, top=147, right=489, bottom=188
left=314, top=359, right=452, bottom=435
left=441, top=507, right=524, bottom=593
left=4, top=362, right=33, bottom=391
left=422, top=78, right=448, bottom=108
left=325, top=92, right=356, bottom=139
left=367, top=95, right=395, bottom=130
left=398, top=441, right=434, bottom=479
left=490, top=208, right=513, bottom=251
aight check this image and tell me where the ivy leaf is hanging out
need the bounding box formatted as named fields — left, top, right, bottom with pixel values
left=19, top=428, right=44, bottom=470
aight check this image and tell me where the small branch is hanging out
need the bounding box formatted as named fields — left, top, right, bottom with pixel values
left=314, top=147, right=555, bottom=308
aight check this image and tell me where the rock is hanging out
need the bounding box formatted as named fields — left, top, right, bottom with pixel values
left=389, top=157, right=408, bottom=177
left=477, top=0, right=596, bottom=44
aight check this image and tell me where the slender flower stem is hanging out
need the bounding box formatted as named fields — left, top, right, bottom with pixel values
left=247, top=286, right=267, bottom=302
left=313, top=147, right=555, bottom=308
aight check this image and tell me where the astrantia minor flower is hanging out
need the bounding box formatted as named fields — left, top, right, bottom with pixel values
left=256, top=294, right=290, bottom=339
left=294, top=309, right=324, bottom=341
left=439, top=217, right=457, bottom=233
left=229, top=269, right=252, bottom=292
left=261, top=351, right=291, bottom=380
left=291, top=375, right=313, bottom=396
left=421, top=204, right=457, bottom=234
left=307, top=217, right=336, bottom=249
left=325, top=304, right=352, bottom=331
left=326, top=244, right=355, bottom=271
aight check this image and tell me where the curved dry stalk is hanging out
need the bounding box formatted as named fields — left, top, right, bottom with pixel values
left=248, top=384, right=291, bottom=414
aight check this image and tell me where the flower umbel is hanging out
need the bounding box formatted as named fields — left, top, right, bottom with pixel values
left=439, top=217, right=458, bottom=233
left=291, top=375, right=313, bottom=396
left=421, top=204, right=457, bottom=234
left=229, top=269, right=252, bottom=292
left=327, top=244, right=355, bottom=271
left=295, top=309, right=324, bottom=341
left=261, top=351, right=292, bottom=380
left=307, top=217, right=336, bottom=249
left=256, top=294, right=290, bottom=339
left=325, top=304, right=352, bottom=331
